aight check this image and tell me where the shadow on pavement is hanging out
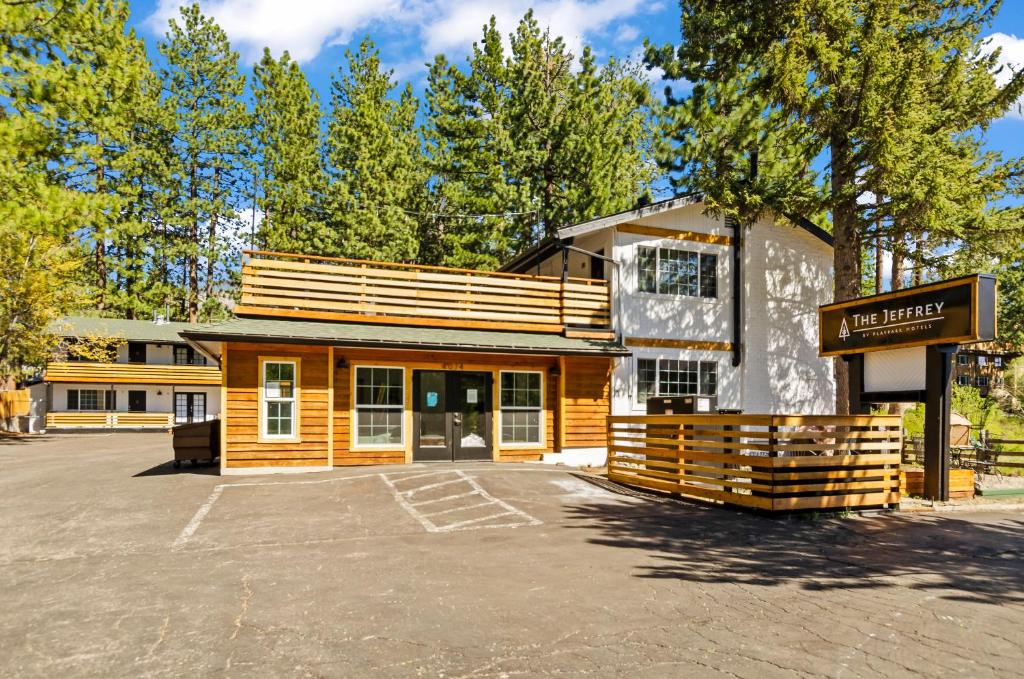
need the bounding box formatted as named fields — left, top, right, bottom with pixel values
left=563, top=481, right=1024, bottom=606
left=134, top=460, right=219, bottom=477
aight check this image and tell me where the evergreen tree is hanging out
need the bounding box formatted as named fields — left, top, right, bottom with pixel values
left=158, top=3, right=249, bottom=321
left=324, top=38, right=422, bottom=262
left=648, top=0, right=1024, bottom=413
left=252, top=48, right=330, bottom=254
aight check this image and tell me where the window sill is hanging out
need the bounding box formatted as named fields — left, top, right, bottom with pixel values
left=499, top=442, right=546, bottom=450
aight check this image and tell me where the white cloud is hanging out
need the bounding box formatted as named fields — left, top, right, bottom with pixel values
left=145, top=0, right=651, bottom=68
left=981, top=32, right=1024, bottom=120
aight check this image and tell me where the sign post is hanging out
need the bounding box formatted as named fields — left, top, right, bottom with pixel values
left=818, top=275, right=997, bottom=501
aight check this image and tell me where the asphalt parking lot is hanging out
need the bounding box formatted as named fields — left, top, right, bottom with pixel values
left=1, top=433, right=1022, bottom=678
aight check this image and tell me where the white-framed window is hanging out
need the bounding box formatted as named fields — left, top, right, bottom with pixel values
left=978, top=356, right=988, bottom=367
left=354, top=366, right=404, bottom=447
left=957, top=354, right=970, bottom=366
left=636, top=358, right=717, bottom=402
left=637, top=246, right=717, bottom=298
left=957, top=375, right=970, bottom=386
left=174, top=345, right=207, bottom=365
left=261, top=359, right=298, bottom=439
left=67, top=388, right=115, bottom=411
left=500, top=371, right=543, bottom=445
left=995, top=356, right=1003, bottom=368
left=976, top=376, right=989, bottom=388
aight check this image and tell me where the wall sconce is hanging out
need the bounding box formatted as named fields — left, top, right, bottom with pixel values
left=157, top=390, right=163, bottom=395
left=336, top=357, right=347, bottom=369
left=549, top=366, right=561, bottom=377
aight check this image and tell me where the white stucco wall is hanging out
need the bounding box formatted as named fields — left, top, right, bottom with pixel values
left=49, top=383, right=220, bottom=420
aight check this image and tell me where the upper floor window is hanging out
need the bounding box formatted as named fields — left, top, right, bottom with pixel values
left=174, top=346, right=207, bottom=366
left=957, top=354, right=970, bottom=366
left=978, top=356, right=988, bottom=367
left=994, top=356, right=1003, bottom=368
left=637, top=246, right=717, bottom=298
left=637, top=358, right=717, bottom=401
left=128, top=342, right=147, bottom=363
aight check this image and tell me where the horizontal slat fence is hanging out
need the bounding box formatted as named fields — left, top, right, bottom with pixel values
left=45, top=362, right=221, bottom=385
left=607, top=414, right=903, bottom=512
left=0, top=389, right=30, bottom=419
left=46, top=412, right=176, bottom=429
left=235, top=250, right=612, bottom=334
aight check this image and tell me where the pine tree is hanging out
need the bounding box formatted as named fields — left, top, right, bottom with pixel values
left=648, top=0, right=1024, bottom=413
left=324, top=38, right=422, bottom=262
left=158, top=3, right=249, bottom=321
left=252, top=48, right=330, bottom=254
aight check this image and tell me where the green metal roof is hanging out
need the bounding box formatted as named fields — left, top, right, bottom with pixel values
left=52, top=316, right=198, bottom=344
left=181, top=317, right=629, bottom=356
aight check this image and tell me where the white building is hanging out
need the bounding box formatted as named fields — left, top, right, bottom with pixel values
left=502, top=195, right=836, bottom=417
left=42, top=317, right=222, bottom=430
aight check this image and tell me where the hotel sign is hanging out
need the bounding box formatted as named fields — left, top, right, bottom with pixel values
left=819, top=275, right=997, bottom=357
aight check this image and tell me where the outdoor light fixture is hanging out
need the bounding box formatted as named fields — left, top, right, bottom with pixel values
left=336, top=358, right=347, bottom=369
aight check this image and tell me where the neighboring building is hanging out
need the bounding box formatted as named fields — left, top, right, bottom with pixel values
left=43, top=317, right=222, bottom=430
left=955, top=341, right=1021, bottom=396
left=501, top=195, right=837, bottom=416
left=181, top=253, right=627, bottom=474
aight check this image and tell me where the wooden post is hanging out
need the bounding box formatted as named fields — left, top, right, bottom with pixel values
left=327, top=346, right=334, bottom=468
left=924, top=344, right=957, bottom=501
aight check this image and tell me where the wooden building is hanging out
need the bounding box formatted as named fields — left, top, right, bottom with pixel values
left=42, top=317, right=221, bottom=430
left=181, top=251, right=627, bottom=474
left=955, top=341, right=1021, bottom=396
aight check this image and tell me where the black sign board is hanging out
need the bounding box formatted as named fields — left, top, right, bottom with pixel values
left=819, top=274, right=996, bottom=357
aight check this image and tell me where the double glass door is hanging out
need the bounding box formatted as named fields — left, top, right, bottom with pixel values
left=413, top=371, right=492, bottom=461
left=175, top=392, right=206, bottom=424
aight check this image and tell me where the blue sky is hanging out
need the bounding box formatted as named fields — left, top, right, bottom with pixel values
left=129, top=0, right=1024, bottom=165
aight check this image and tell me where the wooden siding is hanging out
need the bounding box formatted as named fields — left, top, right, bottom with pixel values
left=224, top=342, right=330, bottom=469
left=45, top=361, right=221, bottom=385
left=0, top=389, right=30, bottom=419
left=236, top=250, right=612, bottom=335
left=607, top=414, right=903, bottom=512
left=562, top=356, right=612, bottom=449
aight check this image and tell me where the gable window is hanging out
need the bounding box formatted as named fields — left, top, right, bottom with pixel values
left=174, top=346, right=207, bottom=365
left=67, top=389, right=115, bottom=411
left=636, top=358, right=717, bottom=401
left=355, top=367, right=404, bottom=447
left=638, top=246, right=717, bottom=299
left=500, top=371, right=543, bottom=445
left=261, top=360, right=298, bottom=439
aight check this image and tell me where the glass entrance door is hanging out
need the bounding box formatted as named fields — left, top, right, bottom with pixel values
left=413, top=370, right=492, bottom=462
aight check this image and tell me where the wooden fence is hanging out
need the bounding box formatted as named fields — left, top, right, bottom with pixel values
left=235, top=250, right=613, bottom=335
left=607, top=414, right=903, bottom=512
left=45, top=411, right=176, bottom=429
left=0, top=389, right=30, bottom=420
left=45, top=362, right=221, bottom=385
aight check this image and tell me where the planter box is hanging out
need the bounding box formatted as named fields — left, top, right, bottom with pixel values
left=900, top=468, right=974, bottom=500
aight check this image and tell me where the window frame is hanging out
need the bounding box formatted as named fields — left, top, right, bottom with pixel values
left=976, top=376, right=989, bottom=388
left=258, top=357, right=301, bottom=443
left=67, top=388, right=115, bottom=411
left=352, top=365, right=406, bottom=450
left=636, top=245, right=718, bottom=300
left=957, top=375, right=970, bottom=386
left=635, top=358, right=719, bottom=403
left=174, top=345, right=207, bottom=366
left=499, top=370, right=545, bottom=448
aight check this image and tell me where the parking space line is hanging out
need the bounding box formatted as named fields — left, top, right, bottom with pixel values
left=408, top=490, right=481, bottom=507
left=420, top=501, right=495, bottom=518
left=401, top=477, right=466, bottom=496
left=442, top=512, right=516, bottom=529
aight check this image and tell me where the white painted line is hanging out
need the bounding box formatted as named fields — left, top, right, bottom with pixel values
left=401, top=477, right=466, bottom=496
left=420, top=501, right=496, bottom=518
left=407, top=490, right=481, bottom=507
left=380, top=473, right=440, bottom=532
left=172, top=486, right=224, bottom=552
left=440, top=511, right=515, bottom=530
left=389, top=470, right=453, bottom=484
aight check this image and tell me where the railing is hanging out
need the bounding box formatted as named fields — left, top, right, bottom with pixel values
left=45, top=411, right=176, bottom=429
left=45, top=362, right=221, bottom=385
left=235, top=250, right=613, bottom=335
left=607, top=414, right=903, bottom=512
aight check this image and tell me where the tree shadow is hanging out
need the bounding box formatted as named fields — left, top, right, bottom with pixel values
left=0, top=434, right=56, bottom=446
left=564, top=476, right=1024, bottom=606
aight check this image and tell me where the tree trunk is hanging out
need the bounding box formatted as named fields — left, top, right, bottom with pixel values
left=206, top=167, right=220, bottom=305
left=830, top=132, right=860, bottom=415
left=890, top=230, right=906, bottom=291
left=874, top=232, right=883, bottom=294
left=912, top=232, right=926, bottom=287
left=95, top=136, right=106, bottom=311
left=188, top=161, right=199, bottom=323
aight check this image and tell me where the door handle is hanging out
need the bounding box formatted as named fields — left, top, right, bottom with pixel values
left=453, top=413, right=462, bottom=426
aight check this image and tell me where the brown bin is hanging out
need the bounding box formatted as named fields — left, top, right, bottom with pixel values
left=171, top=419, right=220, bottom=468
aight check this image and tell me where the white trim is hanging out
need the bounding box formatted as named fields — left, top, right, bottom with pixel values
left=221, top=465, right=333, bottom=476
left=352, top=364, right=406, bottom=451
left=260, top=359, right=299, bottom=441
left=498, top=369, right=545, bottom=447
left=558, top=195, right=702, bottom=239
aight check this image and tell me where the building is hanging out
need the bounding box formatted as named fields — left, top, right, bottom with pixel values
left=501, top=195, right=837, bottom=416
left=42, top=317, right=222, bottom=430
left=180, top=253, right=628, bottom=474
left=955, top=341, right=1021, bottom=396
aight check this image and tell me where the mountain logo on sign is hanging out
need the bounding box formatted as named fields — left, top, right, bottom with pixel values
left=839, top=318, right=850, bottom=341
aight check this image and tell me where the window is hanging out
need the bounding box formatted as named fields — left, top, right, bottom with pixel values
left=957, top=375, right=970, bottom=386
left=174, top=346, right=207, bottom=365
left=500, top=371, right=543, bottom=445
left=261, top=360, right=297, bottom=439
left=175, top=393, right=206, bottom=424
left=957, top=354, right=970, bottom=366
left=978, top=356, right=988, bottom=367
left=637, top=246, right=717, bottom=299
left=67, top=389, right=115, bottom=411
left=995, top=357, right=1003, bottom=368
left=355, top=367, right=404, bottom=446
left=636, top=359, right=718, bottom=401
left=976, top=376, right=989, bottom=388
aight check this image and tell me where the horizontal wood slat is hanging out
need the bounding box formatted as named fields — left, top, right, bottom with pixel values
left=607, top=414, right=903, bottom=512
left=46, top=411, right=176, bottom=428
left=45, top=362, right=221, bottom=385
left=240, top=250, right=611, bottom=334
